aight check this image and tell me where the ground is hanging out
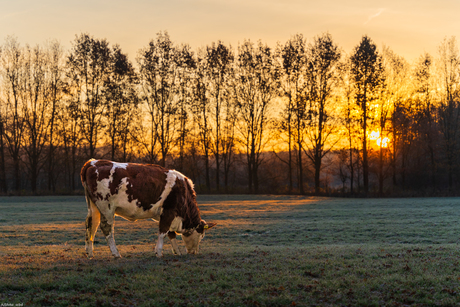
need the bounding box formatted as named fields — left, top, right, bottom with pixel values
left=1, top=195, right=460, bottom=306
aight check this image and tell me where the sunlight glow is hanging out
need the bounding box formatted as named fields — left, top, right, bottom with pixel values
left=377, top=137, right=389, bottom=148
left=369, top=131, right=380, bottom=140
left=369, top=130, right=389, bottom=148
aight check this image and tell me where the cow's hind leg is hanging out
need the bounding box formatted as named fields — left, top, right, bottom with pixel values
left=85, top=199, right=101, bottom=258
left=99, top=211, right=121, bottom=258
left=168, top=232, right=182, bottom=255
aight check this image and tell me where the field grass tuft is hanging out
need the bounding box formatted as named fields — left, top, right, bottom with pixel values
left=1, top=195, right=460, bottom=306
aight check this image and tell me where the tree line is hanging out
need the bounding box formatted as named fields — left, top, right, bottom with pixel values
left=1, top=31, right=460, bottom=196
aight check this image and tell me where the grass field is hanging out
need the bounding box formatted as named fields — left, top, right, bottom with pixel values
left=1, top=195, right=460, bottom=306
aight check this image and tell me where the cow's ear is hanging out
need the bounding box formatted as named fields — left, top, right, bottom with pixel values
left=204, top=222, right=217, bottom=231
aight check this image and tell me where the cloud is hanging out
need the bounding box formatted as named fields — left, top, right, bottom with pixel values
left=364, top=8, right=385, bottom=25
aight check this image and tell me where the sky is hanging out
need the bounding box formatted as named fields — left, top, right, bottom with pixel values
left=0, top=0, right=459, bottom=62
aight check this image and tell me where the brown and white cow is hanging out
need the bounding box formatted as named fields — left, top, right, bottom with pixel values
left=80, top=159, right=216, bottom=258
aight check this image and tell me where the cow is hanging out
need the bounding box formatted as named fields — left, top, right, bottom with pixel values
left=80, top=159, right=216, bottom=258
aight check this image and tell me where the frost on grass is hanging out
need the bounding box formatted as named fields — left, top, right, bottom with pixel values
left=1, top=196, right=460, bottom=305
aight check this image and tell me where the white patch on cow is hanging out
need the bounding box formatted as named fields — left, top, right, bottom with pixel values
left=169, top=169, right=195, bottom=191
left=155, top=233, right=166, bottom=257
left=90, top=159, right=98, bottom=166
left=172, top=170, right=185, bottom=181
left=165, top=170, right=179, bottom=188
left=169, top=216, right=184, bottom=232
left=182, top=230, right=203, bottom=254
left=96, top=174, right=112, bottom=201
left=170, top=238, right=182, bottom=255
left=95, top=162, right=129, bottom=202
left=187, top=178, right=195, bottom=190
left=106, top=233, right=121, bottom=258
left=112, top=162, right=128, bottom=170
left=146, top=170, right=179, bottom=215
left=112, top=177, right=151, bottom=221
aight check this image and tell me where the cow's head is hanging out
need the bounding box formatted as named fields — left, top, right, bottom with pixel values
left=182, top=220, right=217, bottom=254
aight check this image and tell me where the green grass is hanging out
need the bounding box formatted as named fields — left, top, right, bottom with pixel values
left=1, top=195, right=460, bottom=306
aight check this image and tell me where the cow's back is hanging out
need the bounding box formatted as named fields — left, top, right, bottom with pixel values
left=81, top=159, right=169, bottom=213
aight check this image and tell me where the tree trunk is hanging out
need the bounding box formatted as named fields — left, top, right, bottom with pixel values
left=314, top=157, right=321, bottom=195
left=215, top=95, right=220, bottom=191
left=0, top=122, right=7, bottom=194
left=297, top=122, right=303, bottom=194
left=48, top=101, right=56, bottom=192
left=349, top=141, right=354, bottom=195
left=204, top=148, right=210, bottom=193
left=429, top=145, right=436, bottom=190
left=379, top=146, right=384, bottom=196
left=362, top=102, right=369, bottom=195
left=111, top=113, right=116, bottom=161
left=14, top=157, right=20, bottom=192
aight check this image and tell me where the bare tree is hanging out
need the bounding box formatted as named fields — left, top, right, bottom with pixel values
left=413, top=52, right=437, bottom=189
left=337, top=58, right=360, bottom=194
left=234, top=40, right=279, bottom=193
left=45, top=40, right=66, bottom=192
left=59, top=88, right=82, bottom=191
left=0, top=43, right=6, bottom=193
left=21, top=44, right=50, bottom=193
left=191, top=48, right=212, bottom=191
left=221, top=85, right=238, bottom=191
left=103, top=45, right=138, bottom=161
left=350, top=35, right=384, bottom=195
left=303, top=33, right=341, bottom=195
left=275, top=34, right=307, bottom=193
left=437, top=36, right=460, bottom=191
left=175, top=44, right=195, bottom=170
left=206, top=41, right=234, bottom=191
left=67, top=33, right=111, bottom=158
left=137, top=31, right=179, bottom=166
left=1, top=36, right=26, bottom=192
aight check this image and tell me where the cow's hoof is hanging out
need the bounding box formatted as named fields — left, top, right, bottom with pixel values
left=155, top=252, right=163, bottom=258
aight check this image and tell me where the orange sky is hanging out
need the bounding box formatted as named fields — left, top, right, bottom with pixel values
left=1, top=0, right=459, bottom=62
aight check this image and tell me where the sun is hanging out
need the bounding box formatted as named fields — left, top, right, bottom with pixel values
left=369, top=130, right=389, bottom=148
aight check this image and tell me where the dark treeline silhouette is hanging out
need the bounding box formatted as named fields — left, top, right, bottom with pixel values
left=1, top=32, right=460, bottom=196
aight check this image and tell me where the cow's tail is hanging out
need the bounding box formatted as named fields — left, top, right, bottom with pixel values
left=81, top=159, right=97, bottom=210
left=83, top=181, right=93, bottom=210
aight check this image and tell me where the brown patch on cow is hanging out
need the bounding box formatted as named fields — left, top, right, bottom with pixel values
left=196, top=221, right=217, bottom=234
left=80, top=159, right=100, bottom=186
left=81, top=160, right=108, bottom=202
left=96, top=161, right=113, bottom=181
left=124, top=164, right=167, bottom=211
left=80, top=159, right=93, bottom=184
left=99, top=214, right=112, bottom=236
left=108, top=166, right=126, bottom=196
left=167, top=231, right=177, bottom=240
left=85, top=216, right=92, bottom=240
left=163, top=177, right=201, bottom=230
left=195, top=221, right=207, bottom=234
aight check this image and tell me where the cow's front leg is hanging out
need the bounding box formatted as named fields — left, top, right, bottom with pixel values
left=168, top=232, right=182, bottom=255
left=155, top=233, right=166, bottom=257
left=156, top=212, right=175, bottom=257
left=100, top=213, right=121, bottom=258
